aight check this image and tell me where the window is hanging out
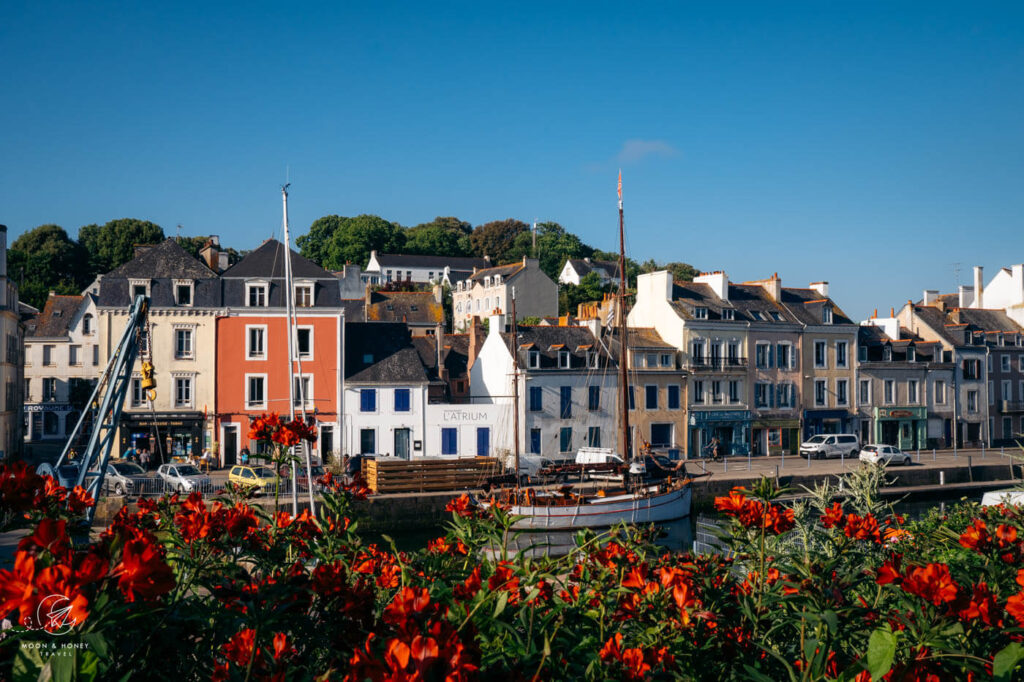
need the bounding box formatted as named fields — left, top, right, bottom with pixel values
left=644, top=385, right=658, bottom=410
left=360, top=429, right=376, bottom=454
left=360, top=388, right=377, bottom=412
left=130, top=378, right=147, bottom=407
left=476, top=428, right=490, bottom=456
left=530, top=428, right=541, bottom=454
left=756, top=343, right=770, bottom=369
left=82, top=314, right=93, bottom=335
left=559, top=386, right=572, bottom=419
left=963, top=359, right=981, bottom=380
left=69, top=345, right=80, bottom=366
left=884, top=379, right=895, bottom=404
left=859, top=379, right=871, bottom=405
left=822, top=306, right=833, bottom=324
left=728, top=380, right=740, bottom=404
left=779, top=383, right=794, bottom=408
left=1020, top=356, right=1024, bottom=372
left=385, top=270, right=393, bottom=284
left=1003, top=355, right=1012, bottom=372
left=295, top=284, right=313, bottom=307
left=711, top=380, right=722, bottom=404
left=294, top=327, right=313, bottom=359
left=694, top=307, right=708, bottom=319
left=755, top=383, right=769, bottom=408
left=907, top=346, right=916, bottom=362
left=247, top=284, right=267, bottom=307
left=1002, top=380, right=1012, bottom=402
left=247, top=326, right=266, bottom=359
left=650, top=424, right=673, bottom=447
left=667, top=385, right=680, bottom=410
left=130, top=279, right=150, bottom=300
left=43, top=378, right=57, bottom=402
left=175, top=329, right=193, bottom=359
left=908, top=380, right=919, bottom=404
left=693, top=379, right=704, bottom=404
left=628, top=385, right=635, bottom=410
left=138, top=329, right=149, bottom=354
left=175, top=378, right=193, bottom=408
left=558, top=351, right=570, bottom=368
left=394, top=388, right=410, bottom=412
left=660, top=354, right=672, bottom=367
left=884, top=346, right=892, bottom=362
left=935, top=380, right=946, bottom=404
left=691, top=339, right=705, bottom=364
left=722, top=309, right=735, bottom=320
left=814, top=341, right=827, bottom=368
left=174, top=281, right=193, bottom=306
left=859, top=345, right=868, bottom=362
left=528, top=350, right=540, bottom=369
left=24, top=378, right=30, bottom=402
left=836, top=379, right=849, bottom=406
left=246, top=375, right=266, bottom=409
left=727, top=342, right=740, bottom=365
left=967, top=390, right=978, bottom=413
left=589, top=352, right=598, bottom=368
left=815, top=379, right=827, bottom=407
left=92, top=345, right=99, bottom=366
left=835, top=341, right=848, bottom=368
left=559, top=427, right=573, bottom=453
left=587, top=427, right=601, bottom=447
left=293, top=376, right=312, bottom=408
left=645, top=353, right=657, bottom=368
left=777, top=343, right=791, bottom=369
left=43, top=345, right=54, bottom=366
left=588, top=385, right=600, bottom=411
left=529, top=386, right=543, bottom=412
left=988, top=356, right=993, bottom=372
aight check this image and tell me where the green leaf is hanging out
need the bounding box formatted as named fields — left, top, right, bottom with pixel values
left=822, top=609, right=838, bottom=633
left=867, top=628, right=897, bottom=680
left=741, top=664, right=779, bottom=682
left=12, top=644, right=45, bottom=682
left=493, top=590, right=509, bottom=618
left=994, top=642, right=1024, bottom=681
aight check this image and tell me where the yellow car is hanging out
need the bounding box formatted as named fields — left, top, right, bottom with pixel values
left=228, top=464, right=279, bottom=495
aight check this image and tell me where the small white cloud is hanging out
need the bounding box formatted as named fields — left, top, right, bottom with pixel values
left=616, top=139, right=678, bottom=164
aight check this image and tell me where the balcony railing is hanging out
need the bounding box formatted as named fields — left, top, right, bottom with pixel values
left=689, top=356, right=747, bottom=370
left=1001, top=401, right=1024, bottom=413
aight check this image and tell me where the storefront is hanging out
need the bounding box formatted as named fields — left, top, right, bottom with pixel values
left=119, top=412, right=205, bottom=465
left=803, top=409, right=855, bottom=439
left=24, top=403, right=79, bottom=442
left=688, top=410, right=751, bottom=457
left=751, top=418, right=800, bottom=456
left=874, top=407, right=927, bottom=451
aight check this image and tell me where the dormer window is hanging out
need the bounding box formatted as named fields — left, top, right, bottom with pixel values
left=694, top=307, right=708, bottom=320
left=750, top=311, right=762, bottom=321
left=588, top=351, right=598, bottom=368
left=129, top=279, right=150, bottom=301
left=494, top=275, right=502, bottom=285
left=174, top=280, right=194, bottom=307
left=770, top=312, right=782, bottom=321
left=822, top=306, right=833, bottom=324
left=528, top=350, right=540, bottom=369
left=294, top=283, right=314, bottom=308
left=722, top=309, right=735, bottom=320
left=82, top=314, right=93, bottom=335
left=558, top=351, right=570, bottom=368
left=858, top=345, right=867, bottom=362
left=246, top=282, right=268, bottom=307
left=907, top=346, right=916, bottom=362
left=883, top=346, right=892, bottom=361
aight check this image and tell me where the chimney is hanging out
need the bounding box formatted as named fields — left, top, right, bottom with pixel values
left=958, top=285, right=975, bottom=309
left=432, top=283, right=443, bottom=304
left=694, top=271, right=729, bottom=301
left=810, top=281, right=829, bottom=298
left=923, top=289, right=939, bottom=305
left=199, top=238, right=220, bottom=271
left=467, top=316, right=486, bottom=369
left=435, top=323, right=444, bottom=378
left=489, top=309, right=506, bottom=335
left=973, top=266, right=984, bottom=308
left=759, top=272, right=782, bottom=301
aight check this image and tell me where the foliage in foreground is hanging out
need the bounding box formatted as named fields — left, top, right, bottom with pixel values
left=2, top=461, right=1024, bottom=681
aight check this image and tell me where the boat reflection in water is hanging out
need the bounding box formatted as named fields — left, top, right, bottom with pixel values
left=485, top=516, right=695, bottom=560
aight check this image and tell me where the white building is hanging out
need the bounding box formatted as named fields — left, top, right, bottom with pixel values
left=24, top=293, right=101, bottom=444
left=558, top=257, right=621, bottom=286
left=0, top=225, right=26, bottom=458
left=452, top=257, right=558, bottom=332
left=363, top=252, right=490, bottom=287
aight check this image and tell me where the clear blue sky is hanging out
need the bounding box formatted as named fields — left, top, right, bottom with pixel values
left=2, top=1, right=1023, bottom=320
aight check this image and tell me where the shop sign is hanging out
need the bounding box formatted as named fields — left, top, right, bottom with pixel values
left=690, top=410, right=751, bottom=424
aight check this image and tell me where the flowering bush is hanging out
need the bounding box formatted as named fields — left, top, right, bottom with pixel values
left=246, top=412, right=318, bottom=511
left=2, top=460, right=1024, bottom=680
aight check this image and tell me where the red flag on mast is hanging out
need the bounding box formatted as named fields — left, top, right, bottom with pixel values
left=617, top=169, right=622, bottom=200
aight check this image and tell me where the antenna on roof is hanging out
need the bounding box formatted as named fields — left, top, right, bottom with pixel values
left=176, top=224, right=182, bottom=241
left=532, top=220, right=537, bottom=258
left=953, top=262, right=961, bottom=287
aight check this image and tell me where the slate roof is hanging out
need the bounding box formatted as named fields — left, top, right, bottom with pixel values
left=104, top=239, right=217, bottom=280
left=858, top=325, right=942, bottom=362
left=365, top=291, right=444, bottom=325
left=624, top=327, right=675, bottom=349
left=372, top=253, right=488, bottom=270
left=909, top=305, right=972, bottom=346
left=668, top=281, right=733, bottom=320
left=468, top=262, right=526, bottom=283
left=221, top=240, right=334, bottom=280
left=29, top=295, right=83, bottom=338
left=948, top=308, right=1022, bottom=334
left=778, top=287, right=856, bottom=326
left=344, top=322, right=429, bottom=383
left=341, top=299, right=365, bottom=319
left=506, top=325, right=614, bottom=371
left=566, top=258, right=622, bottom=280
left=728, top=284, right=800, bottom=323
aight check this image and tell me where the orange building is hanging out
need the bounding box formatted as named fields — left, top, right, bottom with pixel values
left=215, top=241, right=343, bottom=466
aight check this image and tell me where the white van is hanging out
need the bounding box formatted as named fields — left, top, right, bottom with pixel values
left=575, top=447, right=625, bottom=465
left=800, top=434, right=860, bottom=460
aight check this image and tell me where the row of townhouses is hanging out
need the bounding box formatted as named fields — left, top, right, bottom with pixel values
left=20, top=239, right=1024, bottom=465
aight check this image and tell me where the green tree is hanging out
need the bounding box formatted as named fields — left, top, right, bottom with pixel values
left=404, top=217, right=473, bottom=257
left=559, top=271, right=610, bottom=315
left=78, top=218, right=164, bottom=277
left=296, top=215, right=346, bottom=266
left=506, top=221, right=593, bottom=281
left=639, top=259, right=698, bottom=282
left=469, top=219, right=528, bottom=263
left=8, top=225, right=89, bottom=309
left=325, top=215, right=406, bottom=270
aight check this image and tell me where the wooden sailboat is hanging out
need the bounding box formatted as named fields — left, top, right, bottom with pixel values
left=496, top=172, right=691, bottom=530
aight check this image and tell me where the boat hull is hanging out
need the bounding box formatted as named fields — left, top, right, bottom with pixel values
left=982, top=489, right=1024, bottom=507
left=508, top=484, right=691, bottom=530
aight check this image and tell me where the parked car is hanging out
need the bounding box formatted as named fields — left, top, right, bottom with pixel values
left=295, top=464, right=326, bottom=491
left=800, top=434, right=860, bottom=459
left=228, top=465, right=279, bottom=495
left=103, top=460, right=152, bottom=496
left=859, top=444, right=912, bottom=466
left=36, top=463, right=100, bottom=491
left=158, top=463, right=212, bottom=493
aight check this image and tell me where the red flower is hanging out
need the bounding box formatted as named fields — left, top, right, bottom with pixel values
left=821, top=502, right=845, bottom=529
left=383, top=586, right=431, bottom=627
left=877, top=558, right=903, bottom=585
left=1006, top=591, right=1024, bottom=626
left=901, top=563, right=960, bottom=606
left=997, top=524, right=1018, bottom=547
left=221, top=628, right=257, bottom=667
left=113, top=537, right=175, bottom=602
left=18, top=518, right=71, bottom=559
left=0, top=552, right=38, bottom=626
left=599, top=633, right=623, bottom=662
left=959, top=519, right=990, bottom=552
left=454, top=567, right=482, bottom=601
left=488, top=562, right=520, bottom=603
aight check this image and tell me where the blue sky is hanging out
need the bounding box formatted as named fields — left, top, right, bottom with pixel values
left=2, top=1, right=1024, bottom=319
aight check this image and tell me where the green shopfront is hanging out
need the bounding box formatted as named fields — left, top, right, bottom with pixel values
left=873, top=407, right=927, bottom=451
left=752, top=418, right=800, bottom=456
left=688, top=410, right=751, bottom=458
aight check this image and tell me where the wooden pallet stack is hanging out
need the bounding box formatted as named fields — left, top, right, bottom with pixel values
left=363, top=457, right=501, bottom=494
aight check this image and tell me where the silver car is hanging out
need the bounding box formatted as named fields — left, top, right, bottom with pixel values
left=103, top=460, right=153, bottom=496
left=157, top=463, right=212, bottom=493
left=859, top=444, right=912, bottom=466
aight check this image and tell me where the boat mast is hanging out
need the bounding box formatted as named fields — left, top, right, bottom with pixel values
left=510, top=289, right=520, bottom=486
left=617, top=171, right=631, bottom=461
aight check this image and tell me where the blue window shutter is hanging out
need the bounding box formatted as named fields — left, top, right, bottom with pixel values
left=395, top=388, right=410, bottom=412
left=560, top=386, right=572, bottom=418
left=442, top=428, right=457, bottom=455
left=476, top=428, right=490, bottom=456
left=360, top=389, right=376, bottom=412
left=530, top=429, right=541, bottom=454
